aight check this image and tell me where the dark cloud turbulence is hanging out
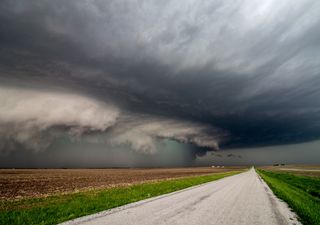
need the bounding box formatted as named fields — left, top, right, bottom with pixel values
left=0, top=0, right=320, bottom=167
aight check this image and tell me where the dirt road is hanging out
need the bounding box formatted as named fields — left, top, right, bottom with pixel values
left=62, top=168, right=300, bottom=225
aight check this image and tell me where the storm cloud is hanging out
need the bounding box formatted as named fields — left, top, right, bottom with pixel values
left=0, top=0, right=320, bottom=166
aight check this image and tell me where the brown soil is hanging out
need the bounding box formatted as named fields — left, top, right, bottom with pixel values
left=0, top=167, right=244, bottom=200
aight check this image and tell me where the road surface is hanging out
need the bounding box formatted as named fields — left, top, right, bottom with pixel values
left=62, top=168, right=300, bottom=225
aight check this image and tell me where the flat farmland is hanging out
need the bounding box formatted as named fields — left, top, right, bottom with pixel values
left=257, top=166, right=320, bottom=225
left=0, top=167, right=244, bottom=200
left=261, top=164, right=320, bottom=177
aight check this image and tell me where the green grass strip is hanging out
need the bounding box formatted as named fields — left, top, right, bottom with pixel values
left=0, top=171, right=241, bottom=225
left=257, top=169, right=320, bottom=225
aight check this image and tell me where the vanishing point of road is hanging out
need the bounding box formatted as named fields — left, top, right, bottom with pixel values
left=62, top=168, right=301, bottom=225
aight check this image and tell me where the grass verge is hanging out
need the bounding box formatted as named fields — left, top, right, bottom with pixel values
left=257, top=169, right=320, bottom=225
left=0, top=171, right=241, bottom=225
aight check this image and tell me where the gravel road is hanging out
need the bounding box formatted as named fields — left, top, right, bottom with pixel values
left=61, top=168, right=301, bottom=225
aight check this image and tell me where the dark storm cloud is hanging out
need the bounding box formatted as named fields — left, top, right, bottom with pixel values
left=1, top=0, right=320, bottom=158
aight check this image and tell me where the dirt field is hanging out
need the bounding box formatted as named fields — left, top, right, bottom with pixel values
left=261, top=164, right=320, bottom=177
left=0, top=167, right=244, bottom=200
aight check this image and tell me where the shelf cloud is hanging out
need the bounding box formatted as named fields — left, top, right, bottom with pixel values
left=0, top=87, right=119, bottom=152
left=0, top=86, right=224, bottom=155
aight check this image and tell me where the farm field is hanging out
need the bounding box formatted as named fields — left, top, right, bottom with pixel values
left=0, top=169, right=244, bottom=225
left=257, top=168, right=320, bottom=225
left=0, top=167, right=244, bottom=200
left=261, top=164, right=320, bottom=177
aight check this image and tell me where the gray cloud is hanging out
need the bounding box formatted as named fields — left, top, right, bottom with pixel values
left=106, top=114, right=225, bottom=153
left=0, top=86, right=224, bottom=155
left=0, top=0, right=320, bottom=166
left=0, top=86, right=119, bottom=152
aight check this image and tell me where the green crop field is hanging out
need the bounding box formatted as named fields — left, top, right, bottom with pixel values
left=257, top=169, right=320, bottom=225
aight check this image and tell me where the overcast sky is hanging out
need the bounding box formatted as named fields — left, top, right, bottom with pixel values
left=1, top=0, right=320, bottom=167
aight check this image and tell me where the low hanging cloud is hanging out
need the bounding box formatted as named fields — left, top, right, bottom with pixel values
left=0, top=86, right=224, bottom=154
left=108, top=115, right=225, bottom=154
left=0, top=86, right=119, bottom=152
